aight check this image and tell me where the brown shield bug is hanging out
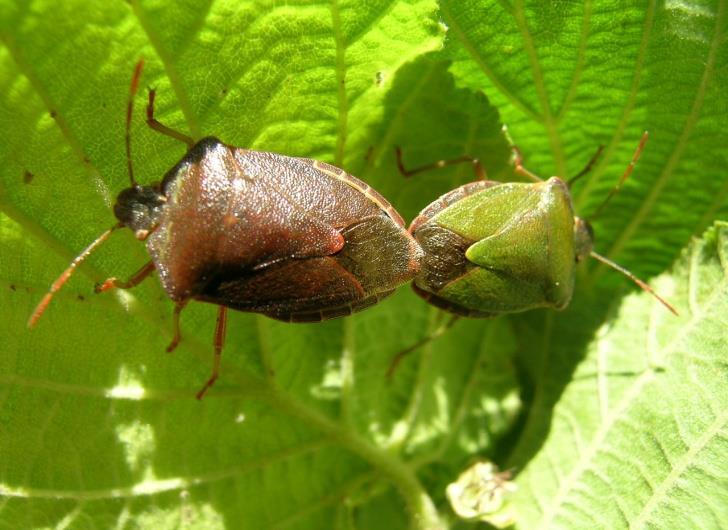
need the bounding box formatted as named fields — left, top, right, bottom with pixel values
left=28, top=61, right=422, bottom=398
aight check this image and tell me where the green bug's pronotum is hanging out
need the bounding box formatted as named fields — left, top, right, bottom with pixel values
left=388, top=133, right=677, bottom=374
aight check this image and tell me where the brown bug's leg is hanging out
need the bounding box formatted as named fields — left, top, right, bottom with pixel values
left=196, top=306, right=228, bottom=400
left=166, top=300, right=190, bottom=353
left=514, top=141, right=607, bottom=186
left=146, top=88, right=195, bottom=148
left=94, top=261, right=156, bottom=293
left=386, top=314, right=460, bottom=378
left=395, top=147, right=487, bottom=180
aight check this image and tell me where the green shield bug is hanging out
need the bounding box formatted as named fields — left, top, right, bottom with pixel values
left=388, top=134, right=677, bottom=373
left=28, top=61, right=422, bottom=398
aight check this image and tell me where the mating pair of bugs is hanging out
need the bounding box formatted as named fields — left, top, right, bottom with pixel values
left=28, top=61, right=676, bottom=398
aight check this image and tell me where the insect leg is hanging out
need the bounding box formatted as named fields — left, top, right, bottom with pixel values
left=510, top=145, right=543, bottom=182
left=196, top=305, right=228, bottom=400
left=166, top=300, right=190, bottom=353
left=94, top=261, right=156, bottom=293
left=567, top=144, right=605, bottom=187
left=146, top=89, right=195, bottom=148
left=386, top=313, right=460, bottom=377
left=395, top=147, right=486, bottom=180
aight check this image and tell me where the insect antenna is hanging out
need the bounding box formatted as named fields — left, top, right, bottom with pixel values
left=583, top=132, right=676, bottom=315
left=126, top=59, right=145, bottom=188
left=589, top=251, right=678, bottom=315
left=27, top=224, right=123, bottom=328
left=591, top=131, right=649, bottom=217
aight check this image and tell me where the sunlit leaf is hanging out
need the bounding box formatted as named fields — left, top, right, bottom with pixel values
left=1, top=1, right=725, bottom=528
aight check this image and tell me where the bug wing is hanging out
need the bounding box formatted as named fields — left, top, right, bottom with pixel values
left=198, top=213, right=419, bottom=321
left=196, top=257, right=364, bottom=316
left=335, top=213, right=421, bottom=294
left=149, top=139, right=420, bottom=319
left=461, top=179, right=576, bottom=310
left=410, top=180, right=499, bottom=233
left=148, top=139, right=345, bottom=300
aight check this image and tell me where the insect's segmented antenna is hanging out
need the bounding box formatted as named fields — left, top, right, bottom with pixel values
left=593, top=131, right=649, bottom=217
left=590, top=250, right=678, bottom=316
left=126, top=59, right=145, bottom=188
left=27, top=224, right=123, bottom=328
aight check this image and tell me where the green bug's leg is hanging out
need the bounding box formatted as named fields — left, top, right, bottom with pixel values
left=146, top=88, right=195, bottom=148
left=94, top=261, right=156, bottom=293
left=395, top=147, right=486, bottom=180
left=568, top=144, right=605, bottom=186
left=165, top=299, right=190, bottom=353
left=512, top=142, right=606, bottom=186
left=196, top=305, right=228, bottom=400
left=386, top=313, right=460, bottom=378
left=510, top=145, right=543, bottom=182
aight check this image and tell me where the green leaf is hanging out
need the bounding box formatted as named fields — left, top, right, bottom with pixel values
left=1, top=1, right=726, bottom=529
left=438, top=1, right=728, bottom=528
left=512, top=221, right=728, bottom=528
left=443, top=0, right=728, bottom=275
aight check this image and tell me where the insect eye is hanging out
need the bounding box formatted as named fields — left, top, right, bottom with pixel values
left=574, top=217, right=594, bottom=262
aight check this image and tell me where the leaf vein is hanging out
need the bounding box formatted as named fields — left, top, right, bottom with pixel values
left=574, top=0, right=657, bottom=209
left=330, top=0, right=348, bottom=167
left=554, top=0, right=593, bottom=123
left=439, top=0, right=542, bottom=123
left=0, top=439, right=329, bottom=500
left=0, top=37, right=107, bottom=207
left=512, top=0, right=566, bottom=176
left=129, top=0, right=202, bottom=139
left=538, top=276, right=727, bottom=527
left=630, top=410, right=728, bottom=529
left=412, top=322, right=495, bottom=468
left=598, top=0, right=727, bottom=270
